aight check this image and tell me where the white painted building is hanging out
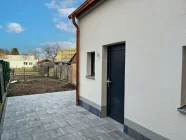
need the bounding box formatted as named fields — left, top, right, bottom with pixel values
left=4, top=55, right=37, bottom=68
left=69, top=0, right=186, bottom=140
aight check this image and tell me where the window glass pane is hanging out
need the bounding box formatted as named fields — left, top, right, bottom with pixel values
left=91, top=52, right=95, bottom=76
left=181, top=46, right=186, bottom=106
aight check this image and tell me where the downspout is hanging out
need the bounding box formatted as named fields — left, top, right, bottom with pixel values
left=71, top=16, right=80, bottom=105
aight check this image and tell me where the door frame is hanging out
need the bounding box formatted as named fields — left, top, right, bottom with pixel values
left=105, top=42, right=125, bottom=124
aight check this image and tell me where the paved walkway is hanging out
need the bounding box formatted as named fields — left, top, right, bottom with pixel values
left=1, top=91, right=134, bottom=140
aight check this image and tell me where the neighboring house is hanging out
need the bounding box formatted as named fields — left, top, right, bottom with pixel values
left=68, top=53, right=77, bottom=65
left=55, top=59, right=70, bottom=65
left=69, top=0, right=186, bottom=140
left=4, top=55, right=37, bottom=68
left=56, top=48, right=76, bottom=60
left=37, top=59, right=51, bottom=65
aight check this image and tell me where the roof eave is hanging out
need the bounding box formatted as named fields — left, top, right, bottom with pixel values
left=68, top=0, right=95, bottom=19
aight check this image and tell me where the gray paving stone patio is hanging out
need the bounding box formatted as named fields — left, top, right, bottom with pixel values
left=1, top=90, right=134, bottom=140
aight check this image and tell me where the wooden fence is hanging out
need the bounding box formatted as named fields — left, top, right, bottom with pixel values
left=49, top=64, right=76, bottom=84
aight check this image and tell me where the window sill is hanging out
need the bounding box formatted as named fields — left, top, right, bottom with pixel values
left=177, top=105, right=186, bottom=114
left=86, top=75, right=95, bottom=80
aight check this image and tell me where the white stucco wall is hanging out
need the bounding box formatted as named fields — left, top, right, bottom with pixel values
left=78, top=0, right=186, bottom=139
left=4, top=55, right=37, bottom=68
left=8, top=60, right=37, bottom=68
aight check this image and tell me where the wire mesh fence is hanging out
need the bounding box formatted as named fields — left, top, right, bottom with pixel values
left=0, top=60, right=10, bottom=102
left=8, top=65, right=76, bottom=97
left=10, top=68, right=41, bottom=82
left=10, top=64, right=76, bottom=84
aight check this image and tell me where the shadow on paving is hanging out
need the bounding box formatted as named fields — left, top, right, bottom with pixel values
left=1, top=90, right=134, bottom=140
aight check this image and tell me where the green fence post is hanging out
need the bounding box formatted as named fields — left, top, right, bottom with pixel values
left=0, top=60, right=10, bottom=102
left=3, top=61, right=5, bottom=92
left=7, top=62, right=9, bottom=82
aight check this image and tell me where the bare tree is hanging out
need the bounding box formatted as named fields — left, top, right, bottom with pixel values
left=0, top=48, right=9, bottom=59
left=22, top=49, right=40, bottom=61
left=29, top=50, right=39, bottom=60
left=22, top=50, right=33, bottom=60
left=43, top=43, right=60, bottom=62
left=22, top=53, right=30, bottom=60
left=34, top=50, right=39, bottom=60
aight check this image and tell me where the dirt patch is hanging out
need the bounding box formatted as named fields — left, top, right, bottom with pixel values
left=8, top=77, right=76, bottom=97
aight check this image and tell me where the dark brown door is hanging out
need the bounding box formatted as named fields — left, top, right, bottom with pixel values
left=107, top=43, right=125, bottom=124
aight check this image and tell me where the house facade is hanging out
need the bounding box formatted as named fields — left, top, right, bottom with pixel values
left=4, top=55, right=37, bottom=68
left=69, top=0, right=186, bottom=140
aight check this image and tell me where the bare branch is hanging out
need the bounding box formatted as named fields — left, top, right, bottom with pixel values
left=42, top=43, right=60, bottom=62
left=22, top=49, right=39, bottom=61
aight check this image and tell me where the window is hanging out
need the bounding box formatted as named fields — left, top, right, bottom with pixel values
left=24, top=62, right=28, bottom=65
left=29, top=62, right=32, bottom=65
left=178, top=46, right=186, bottom=113
left=181, top=46, right=186, bottom=106
left=86, top=52, right=95, bottom=79
left=91, top=52, right=95, bottom=76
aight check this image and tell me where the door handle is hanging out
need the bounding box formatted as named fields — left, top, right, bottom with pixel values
left=107, top=78, right=111, bottom=87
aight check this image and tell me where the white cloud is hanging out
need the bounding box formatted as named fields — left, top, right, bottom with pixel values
left=56, top=22, right=75, bottom=33
left=6, top=23, right=24, bottom=33
left=0, top=25, right=3, bottom=29
left=23, top=48, right=46, bottom=60
left=60, top=0, right=76, bottom=8
left=41, top=41, right=75, bottom=49
left=35, top=48, right=43, bottom=52
left=35, top=48, right=45, bottom=58
left=45, top=0, right=79, bottom=33
left=45, top=1, right=58, bottom=9
left=45, top=0, right=81, bottom=9
left=52, top=17, right=59, bottom=23
left=58, top=8, right=76, bottom=17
